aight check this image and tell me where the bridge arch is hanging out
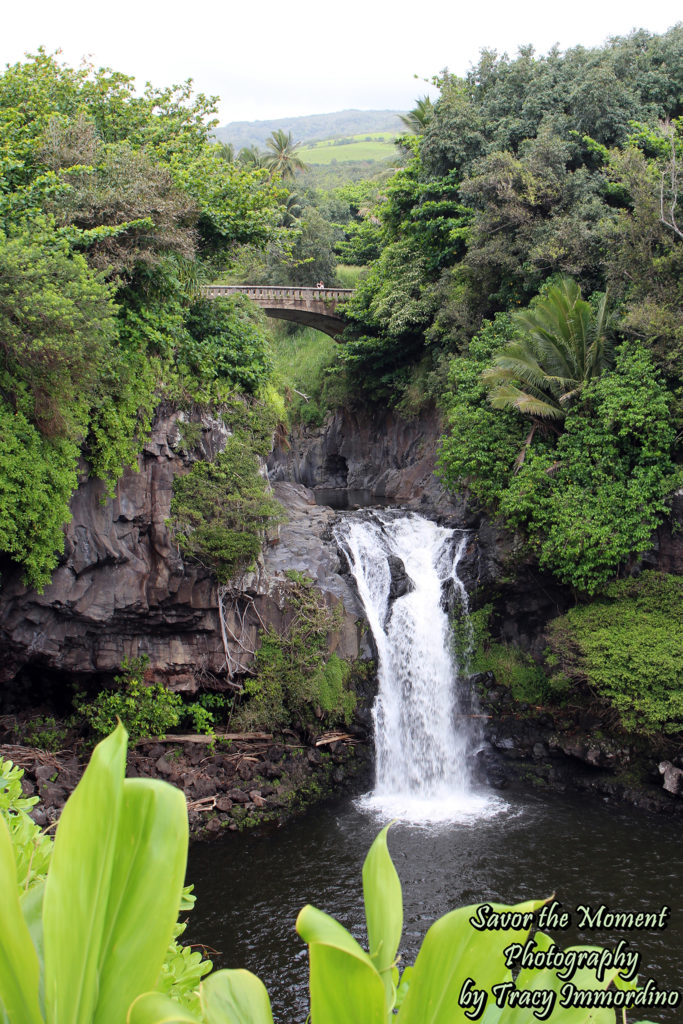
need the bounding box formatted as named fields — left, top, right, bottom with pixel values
left=204, top=285, right=353, bottom=339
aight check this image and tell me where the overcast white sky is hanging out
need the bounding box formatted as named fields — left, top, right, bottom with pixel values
left=2, top=0, right=681, bottom=126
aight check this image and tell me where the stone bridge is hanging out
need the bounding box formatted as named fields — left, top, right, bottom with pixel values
left=204, top=285, right=353, bottom=339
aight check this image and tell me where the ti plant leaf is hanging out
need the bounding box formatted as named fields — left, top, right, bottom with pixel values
left=362, top=823, right=403, bottom=1011
left=42, top=724, right=188, bottom=1024
left=494, top=931, right=618, bottom=1024
left=127, top=991, right=201, bottom=1024
left=0, top=813, right=43, bottom=1024
left=201, top=969, right=274, bottom=1024
left=296, top=905, right=386, bottom=1024
left=397, top=898, right=548, bottom=1024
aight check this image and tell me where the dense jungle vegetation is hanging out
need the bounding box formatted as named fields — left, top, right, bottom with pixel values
left=0, top=49, right=293, bottom=590
left=227, top=25, right=683, bottom=732
left=1, top=28, right=682, bottom=737
left=319, top=25, right=683, bottom=729
left=336, top=27, right=683, bottom=590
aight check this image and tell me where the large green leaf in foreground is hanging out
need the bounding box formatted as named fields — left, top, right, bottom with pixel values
left=297, top=904, right=386, bottom=1024
left=397, top=899, right=547, bottom=1024
left=0, top=814, right=42, bottom=1024
left=362, top=823, right=402, bottom=1009
left=42, top=724, right=188, bottom=1024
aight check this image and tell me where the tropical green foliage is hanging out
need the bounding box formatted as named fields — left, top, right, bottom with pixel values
left=0, top=405, right=81, bottom=589
left=168, top=436, right=284, bottom=584
left=74, top=657, right=235, bottom=744
left=0, top=725, right=188, bottom=1024
left=0, top=731, right=212, bottom=1019
left=0, top=51, right=288, bottom=588
left=236, top=575, right=356, bottom=731
left=75, top=656, right=183, bottom=743
left=546, top=572, right=683, bottom=733
left=181, top=295, right=272, bottom=397
left=482, top=277, right=611, bottom=419
left=498, top=342, right=679, bottom=591
left=0, top=757, right=53, bottom=893
left=0, top=226, right=117, bottom=439
left=478, top=642, right=555, bottom=704
left=439, top=314, right=679, bottom=591
left=438, top=314, right=528, bottom=507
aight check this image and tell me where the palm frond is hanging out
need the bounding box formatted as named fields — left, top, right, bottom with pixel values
left=487, top=382, right=565, bottom=419
left=486, top=276, right=613, bottom=421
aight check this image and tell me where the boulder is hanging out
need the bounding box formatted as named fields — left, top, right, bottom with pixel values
left=659, top=760, right=683, bottom=796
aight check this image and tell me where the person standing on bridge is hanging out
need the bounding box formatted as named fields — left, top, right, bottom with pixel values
left=316, top=280, right=325, bottom=289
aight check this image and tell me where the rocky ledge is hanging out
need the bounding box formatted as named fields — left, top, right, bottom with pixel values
left=474, top=675, right=683, bottom=817
left=0, top=409, right=366, bottom=695
left=2, top=728, right=372, bottom=839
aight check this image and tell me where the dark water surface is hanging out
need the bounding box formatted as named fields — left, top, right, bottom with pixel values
left=186, top=782, right=682, bottom=1022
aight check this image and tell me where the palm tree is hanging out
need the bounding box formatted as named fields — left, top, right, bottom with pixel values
left=214, top=141, right=235, bottom=162
left=399, top=96, right=434, bottom=135
left=482, top=277, right=612, bottom=421
left=263, top=129, right=307, bottom=179
left=238, top=145, right=266, bottom=169
left=281, top=190, right=303, bottom=227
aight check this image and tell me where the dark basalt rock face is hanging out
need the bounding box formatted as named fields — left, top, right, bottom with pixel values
left=386, top=554, right=413, bottom=600
left=268, top=405, right=576, bottom=653
left=0, top=412, right=365, bottom=698
left=268, top=405, right=473, bottom=519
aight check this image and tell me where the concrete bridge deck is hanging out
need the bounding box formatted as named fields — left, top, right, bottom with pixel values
left=204, top=285, right=353, bottom=339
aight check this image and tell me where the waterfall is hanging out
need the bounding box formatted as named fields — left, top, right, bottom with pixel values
left=335, top=510, right=499, bottom=822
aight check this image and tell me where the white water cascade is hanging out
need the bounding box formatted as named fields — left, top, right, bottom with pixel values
left=336, top=511, right=500, bottom=822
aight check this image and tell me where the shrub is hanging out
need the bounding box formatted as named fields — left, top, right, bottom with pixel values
left=76, top=655, right=183, bottom=742
left=477, top=643, right=550, bottom=704
left=18, top=716, right=69, bottom=752
left=546, top=571, right=683, bottom=733
left=0, top=756, right=53, bottom=892
left=236, top=577, right=356, bottom=731
left=456, top=605, right=551, bottom=704
left=181, top=294, right=272, bottom=397
left=168, top=435, right=284, bottom=584
left=0, top=403, right=80, bottom=589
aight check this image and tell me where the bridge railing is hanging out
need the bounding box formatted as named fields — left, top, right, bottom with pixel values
left=204, top=285, right=354, bottom=302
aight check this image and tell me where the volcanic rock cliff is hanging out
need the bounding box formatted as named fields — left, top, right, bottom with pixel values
left=1, top=404, right=681, bottom=698
left=0, top=410, right=364, bottom=696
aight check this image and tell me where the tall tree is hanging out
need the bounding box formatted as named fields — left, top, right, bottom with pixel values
left=263, top=129, right=307, bottom=180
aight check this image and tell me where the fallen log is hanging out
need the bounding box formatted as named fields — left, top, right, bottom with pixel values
left=134, top=731, right=273, bottom=746
left=315, top=732, right=354, bottom=747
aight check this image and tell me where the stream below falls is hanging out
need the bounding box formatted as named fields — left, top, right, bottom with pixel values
left=186, top=791, right=682, bottom=1023
left=187, top=510, right=682, bottom=1022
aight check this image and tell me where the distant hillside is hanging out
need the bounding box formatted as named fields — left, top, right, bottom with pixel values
left=215, top=109, right=406, bottom=150
left=299, top=132, right=400, bottom=164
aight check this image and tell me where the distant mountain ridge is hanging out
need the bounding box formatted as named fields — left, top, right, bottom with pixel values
left=214, top=109, right=406, bottom=150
